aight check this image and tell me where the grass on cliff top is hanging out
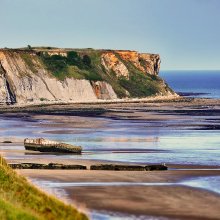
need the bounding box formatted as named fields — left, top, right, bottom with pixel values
left=39, top=51, right=102, bottom=81
left=20, top=49, right=173, bottom=98
left=0, top=156, right=87, bottom=220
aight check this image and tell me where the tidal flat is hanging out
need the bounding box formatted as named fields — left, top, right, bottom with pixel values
left=1, top=98, right=220, bottom=219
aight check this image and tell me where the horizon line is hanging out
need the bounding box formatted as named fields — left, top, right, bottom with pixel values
left=160, top=69, right=220, bottom=72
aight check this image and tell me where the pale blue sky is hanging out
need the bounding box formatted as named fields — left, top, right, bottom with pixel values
left=0, top=0, right=219, bottom=70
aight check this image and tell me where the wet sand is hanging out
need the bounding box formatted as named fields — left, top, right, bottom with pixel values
left=5, top=140, right=220, bottom=219
left=18, top=169, right=220, bottom=220
left=1, top=97, right=220, bottom=219
left=18, top=168, right=220, bottom=184
left=0, top=97, right=220, bottom=116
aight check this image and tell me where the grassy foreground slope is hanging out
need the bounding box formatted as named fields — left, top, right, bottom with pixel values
left=0, top=156, right=87, bottom=220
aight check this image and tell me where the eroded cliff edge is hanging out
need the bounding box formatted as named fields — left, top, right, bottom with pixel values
left=0, top=48, right=176, bottom=105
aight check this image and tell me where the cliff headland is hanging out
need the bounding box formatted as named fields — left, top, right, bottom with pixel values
left=0, top=47, right=176, bottom=105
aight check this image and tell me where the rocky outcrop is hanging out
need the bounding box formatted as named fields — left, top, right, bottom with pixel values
left=90, top=164, right=168, bottom=171
left=116, top=51, right=160, bottom=76
left=91, top=81, right=118, bottom=99
left=101, top=50, right=161, bottom=78
left=0, top=49, right=117, bottom=105
left=0, top=48, right=176, bottom=105
left=9, top=163, right=87, bottom=170
left=101, top=52, right=129, bottom=79
left=138, top=53, right=161, bottom=75
left=9, top=163, right=168, bottom=171
left=0, top=63, right=16, bottom=104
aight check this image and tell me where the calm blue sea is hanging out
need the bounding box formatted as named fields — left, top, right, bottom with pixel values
left=160, top=70, right=220, bottom=98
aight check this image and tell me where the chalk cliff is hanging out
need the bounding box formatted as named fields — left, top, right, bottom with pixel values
left=0, top=48, right=176, bottom=105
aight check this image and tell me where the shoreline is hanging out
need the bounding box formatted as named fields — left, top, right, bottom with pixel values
left=1, top=97, right=220, bottom=219
left=18, top=168, right=220, bottom=220
left=0, top=97, right=220, bottom=117
left=0, top=156, right=87, bottom=220
left=0, top=94, right=180, bottom=109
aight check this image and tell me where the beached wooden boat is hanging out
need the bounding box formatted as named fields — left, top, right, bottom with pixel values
left=24, top=138, right=82, bottom=154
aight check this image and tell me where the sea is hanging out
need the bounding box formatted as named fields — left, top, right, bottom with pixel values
left=160, top=70, right=220, bottom=98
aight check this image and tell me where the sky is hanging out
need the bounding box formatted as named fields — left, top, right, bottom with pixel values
left=0, top=0, right=219, bottom=70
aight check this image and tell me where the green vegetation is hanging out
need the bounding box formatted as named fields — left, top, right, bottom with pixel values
left=0, top=156, right=87, bottom=220
left=118, top=61, right=165, bottom=97
left=40, top=98, right=48, bottom=101
left=19, top=48, right=172, bottom=98
left=119, top=74, right=161, bottom=97
left=27, top=45, right=32, bottom=50
left=39, top=51, right=102, bottom=81
left=80, top=50, right=129, bottom=98
left=20, top=54, right=38, bottom=73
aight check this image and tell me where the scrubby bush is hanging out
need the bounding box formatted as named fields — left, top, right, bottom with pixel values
left=39, top=51, right=102, bottom=81
left=67, top=51, right=82, bottom=67
left=42, top=54, right=67, bottom=74
left=82, top=55, right=91, bottom=67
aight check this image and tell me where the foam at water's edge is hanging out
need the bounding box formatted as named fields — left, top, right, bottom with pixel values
left=180, top=176, right=220, bottom=194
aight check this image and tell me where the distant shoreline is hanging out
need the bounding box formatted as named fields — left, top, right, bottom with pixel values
left=0, top=96, right=220, bottom=116
left=0, top=94, right=180, bottom=109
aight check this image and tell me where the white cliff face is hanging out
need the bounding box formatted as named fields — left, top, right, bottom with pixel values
left=0, top=49, right=176, bottom=105
left=91, top=81, right=118, bottom=100
left=0, top=60, right=16, bottom=104
left=0, top=50, right=118, bottom=105
left=0, top=74, right=7, bottom=104
left=101, top=52, right=129, bottom=79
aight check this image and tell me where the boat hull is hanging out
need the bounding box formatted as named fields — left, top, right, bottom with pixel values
left=24, top=138, right=82, bottom=154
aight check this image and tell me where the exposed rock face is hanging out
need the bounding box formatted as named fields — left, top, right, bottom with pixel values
left=0, top=50, right=117, bottom=105
left=139, top=53, right=161, bottom=75
left=116, top=51, right=161, bottom=76
left=116, top=51, right=142, bottom=73
left=101, top=52, right=129, bottom=79
left=0, top=54, right=17, bottom=104
left=91, top=81, right=118, bottom=99
left=9, top=163, right=87, bottom=170
left=101, top=50, right=161, bottom=78
left=90, top=164, right=168, bottom=171
left=0, top=48, right=176, bottom=105
left=46, top=51, right=67, bottom=57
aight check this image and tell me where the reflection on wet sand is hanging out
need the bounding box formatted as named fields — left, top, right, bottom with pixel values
left=29, top=176, right=220, bottom=194
left=1, top=100, right=220, bottom=219
left=19, top=169, right=220, bottom=220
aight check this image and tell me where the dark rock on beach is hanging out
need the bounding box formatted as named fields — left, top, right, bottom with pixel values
left=9, top=163, right=87, bottom=170
left=145, top=164, right=168, bottom=171
left=2, top=141, right=12, bottom=143
left=9, top=163, right=167, bottom=171
left=90, top=164, right=167, bottom=171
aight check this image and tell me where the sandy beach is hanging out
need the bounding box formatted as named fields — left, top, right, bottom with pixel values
left=1, top=97, right=220, bottom=219
left=18, top=168, right=220, bottom=219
